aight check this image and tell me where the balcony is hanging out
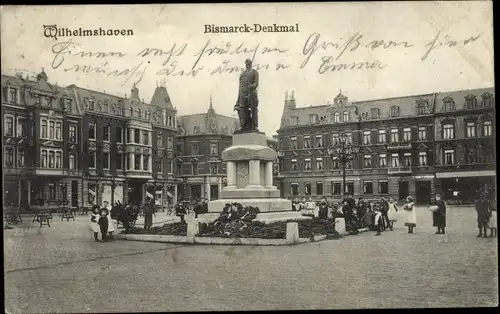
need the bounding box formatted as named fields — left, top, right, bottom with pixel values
left=386, top=142, right=412, bottom=151
left=387, top=166, right=412, bottom=175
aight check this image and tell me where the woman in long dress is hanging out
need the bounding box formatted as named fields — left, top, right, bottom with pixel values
left=403, top=196, right=416, bottom=234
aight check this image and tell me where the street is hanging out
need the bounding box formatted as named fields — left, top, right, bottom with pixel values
left=4, top=207, right=498, bottom=312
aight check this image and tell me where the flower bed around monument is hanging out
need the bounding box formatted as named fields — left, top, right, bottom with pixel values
left=121, top=222, right=187, bottom=236
left=298, top=218, right=341, bottom=239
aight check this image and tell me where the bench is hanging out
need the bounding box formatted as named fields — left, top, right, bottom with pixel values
left=60, top=208, right=75, bottom=221
left=38, top=213, right=51, bottom=227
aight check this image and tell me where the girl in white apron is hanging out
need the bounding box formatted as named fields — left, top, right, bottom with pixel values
left=403, top=196, right=416, bottom=234
left=89, top=205, right=101, bottom=242
left=103, top=201, right=116, bottom=239
left=386, top=197, right=398, bottom=230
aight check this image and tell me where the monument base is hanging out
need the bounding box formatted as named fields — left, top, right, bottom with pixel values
left=207, top=198, right=292, bottom=213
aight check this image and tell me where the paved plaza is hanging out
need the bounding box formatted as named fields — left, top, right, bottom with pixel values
left=4, top=207, right=498, bottom=312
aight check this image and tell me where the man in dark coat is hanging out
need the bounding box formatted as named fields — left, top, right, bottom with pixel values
left=475, top=191, right=492, bottom=238
left=144, top=199, right=154, bottom=230
left=318, top=197, right=328, bottom=219
left=432, top=194, right=447, bottom=234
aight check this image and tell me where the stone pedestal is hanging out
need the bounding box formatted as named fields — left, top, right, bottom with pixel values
left=203, top=132, right=308, bottom=224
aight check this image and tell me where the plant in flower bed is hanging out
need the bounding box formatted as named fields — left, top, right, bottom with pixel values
left=197, top=203, right=287, bottom=239
left=298, top=218, right=341, bottom=240
left=121, top=222, right=187, bottom=236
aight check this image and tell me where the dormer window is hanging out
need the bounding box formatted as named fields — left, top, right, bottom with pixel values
left=343, top=111, right=349, bottom=122
left=137, top=109, right=142, bottom=118
left=481, top=92, right=493, bottom=108
left=290, top=116, right=299, bottom=126
left=88, top=98, right=95, bottom=110
left=443, top=97, right=455, bottom=111
left=390, top=106, right=400, bottom=118
left=103, top=101, right=109, bottom=112
left=465, top=95, right=477, bottom=109
left=334, top=112, right=340, bottom=123
left=417, top=102, right=427, bottom=115
left=370, top=108, right=380, bottom=119
left=129, top=107, right=134, bottom=117
left=145, top=110, right=151, bottom=120
left=309, top=114, right=318, bottom=124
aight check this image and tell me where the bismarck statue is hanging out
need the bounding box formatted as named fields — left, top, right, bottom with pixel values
left=234, top=58, right=259, bottom=132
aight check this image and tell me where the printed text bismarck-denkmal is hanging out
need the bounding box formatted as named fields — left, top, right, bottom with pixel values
left=204, top=23, right=299, bottom=34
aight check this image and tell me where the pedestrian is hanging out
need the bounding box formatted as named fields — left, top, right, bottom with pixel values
left=319, top=197, right=328, bottom=219
left=403, top=196, right=416, bottom=234
left=176, top=202, right=186, bottom=223
left=380, top=197, right=390, bottom=230
left=89, top=205, right=101, bottom=242
left=103, top=201, right=116, bottom=240
left=120, top=204, right=131, bottom=232
left=487, top=206, right=497, bottom=237
left=144, top=199, right=154, bottom=230
left=386, top=197, right=398, bottom=230
left=475, top=191, right=492, bottom=238
left=98, top=208, right=109, bottom=242
left=373, top=204, right=384, bottom=236
left=432, top=194, right=447, bottom=235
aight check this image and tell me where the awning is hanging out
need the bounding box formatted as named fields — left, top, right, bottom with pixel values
left=88, top=189, right=96, bottom=196
left=436, top=170, right=496, bottom=179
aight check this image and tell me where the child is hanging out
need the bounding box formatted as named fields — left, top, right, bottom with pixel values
left=373, top=204, right=383, bottom=236
left=488, top=206, right=497, bottom=237
left=89, top=205, right=101, bottom=242
left=98, top=208, right=109, bottom=242
left=403, top=196, right=417, bottom=234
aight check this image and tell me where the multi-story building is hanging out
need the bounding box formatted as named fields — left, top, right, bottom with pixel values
left=175, top=98, right=237, bottom=201
left=2, top=70, right=81, bottom=210
left=276, top=88, right=495, bottom=204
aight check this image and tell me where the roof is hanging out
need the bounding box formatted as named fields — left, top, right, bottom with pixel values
left=150, top=86, right=175, bottom=111
left=434, top=87, right=494, bottom=112
left=177, top=107, right=238, bottom=137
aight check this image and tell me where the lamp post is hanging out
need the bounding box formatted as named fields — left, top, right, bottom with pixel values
left=327, top=132, right=360, bottom=197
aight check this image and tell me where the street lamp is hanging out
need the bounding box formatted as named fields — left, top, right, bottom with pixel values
left=327, top=132, right=360, bottom=197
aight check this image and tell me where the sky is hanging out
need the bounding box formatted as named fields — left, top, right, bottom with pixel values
left=1, top=2, right=494, bottom=136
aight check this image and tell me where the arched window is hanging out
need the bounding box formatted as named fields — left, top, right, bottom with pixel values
left=343, top=111, right=349, bottom=122
left=417, top=103, right=426, bottom=115
left=390, top=106, right=400, bottom=118
left=334, top=112, right=340, bottom=123
left=129, top=107, right=134, bottom=117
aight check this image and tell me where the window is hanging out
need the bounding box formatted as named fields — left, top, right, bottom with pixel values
left=482, top=93, right=493, bottom=107
left=378, top=130, right=386, bottom=143
left=334, top=112, right=341, bottom=123
left=332, top=134, right=339, bottom=145
left=48, top=183, right=56, bottom=201
left=371, top=108, right=380, bottom=119
left=291, top=159, right=298, bottom=171
left=145, top=111, right=151, bottom=121
left=69, top=154, right=76, bottom=170
left=332, top=157, right=340, bottom=169
left=69, top=124, right=78, bottom=143
left=418, top=126, right=427, bottom=140
left=41, top=150, right=47, bottom=167
left=88, top=122, right=96, bottom=139
left=89, top=151, right=96, bottom=168
left=309, top=114, right=318, bottom=124
left=315, top=135, right=323, bottom=148
left=418, top=152, right=427, bottom=166
left=5, top=147, right=14, bottom=167
left=137, top=109, right=142, bottom=119
left=417, top=103, right=426, bottom=115
left=134, top=153, right=141, bottom=170
left=465, top=95, right=477, bottom=109
left=316, top=158, right=323, bottom=171
left=346, top=182, right=354, bottom=195
left=305, top=159, right=312, bottom=171
left=290, top=116, right=299, bottom=126
left=291, top=183, right=299, bottom=196
left=403, top=152, right=412, bottom=166
left=49, top=121, right=55, bottom=139
left=55, top=122, right=62, bottom=140
left=177, top=143, right=184, bottom=155
left=103, top=126, right=110, bottom=141
left=129, top=107, right=134, bottom=117
left=444, top=149, right=455, bottom=165
left=210, top=163, right=218, bottom=175
left=343, top=111, right=349, bottom=122
left=363, top=130, right=371, bottom=145
left=379, top=154, right=387, bottom=167
left=156, top=133, right=163, bottom=148
left=483, top=121, right=492, bottom=136
left=210, top=143, right=218, bottom=155
left=305, top=182, right=311, bottom=195
left=316, top=182, right=323, bottom=195
left=116, top=127, right=123, bottom=143
left=192, top=162, right=198, bottom=175
left=133, top=129, right=140, bottom=143
left=304, top=136, right=311, bottom=149
left=49, top=151, right=55, bottom=168
left=143, top=155, right=149, bottom=171
left=345, top=132, right=352, bottom=144
left=390, top=106, right=400, bottom=117
left=466, top=121, right=476, bottom=138
left=363, top=181, right=373, bottom=194
left=390, top=128, right=399, bottom=143
left=141, top=131, right=149, bottom=145
left=167, top=116, right=173, bottom=127
left=101, top=152, right=109, bottom=169
left=443, top=98, right=455, bottom=111
left=391, top=153, right=399, bottom=167
left=403, top=128, right=411, bottom=142
left=9, top=88, right=18, bottom=103
left=465, top=146, right=477, bottom=164
left=191, top=142, right=199, bottom=155
left=88, top=98, right=95, bottom=110
left=103, top=101, right=109, bottom=112
left=364, top=155, right=372, bottom=168
left=41, top=120, right=48, bottom=138
left=167, top=137, right=173, bottom=149
left=333, top=182, right=341, bottom=195
left=55, top=151, right=61, bottom=168
left=116, top=153, right=123, bottom=170
left=176, top=162, right=182, bottom=175
left=4, top=116, right=14, bottom=136
left=168, top=161, right=173, bottom=174
left=17, top=119, right=27, bottom=137
left=290, top=137, right=297, bottom=149
left=17, top=149, right=24, bottom=167
left=379, top=181, right=389, bottom=194
left=442, top=123, right=455, bottom=140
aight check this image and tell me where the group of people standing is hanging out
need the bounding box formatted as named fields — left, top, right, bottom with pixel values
left=89, top=201, right=116, bottom=242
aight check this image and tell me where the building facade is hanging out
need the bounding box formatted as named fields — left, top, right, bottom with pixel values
left=275, top=88, right=495, bottom=204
